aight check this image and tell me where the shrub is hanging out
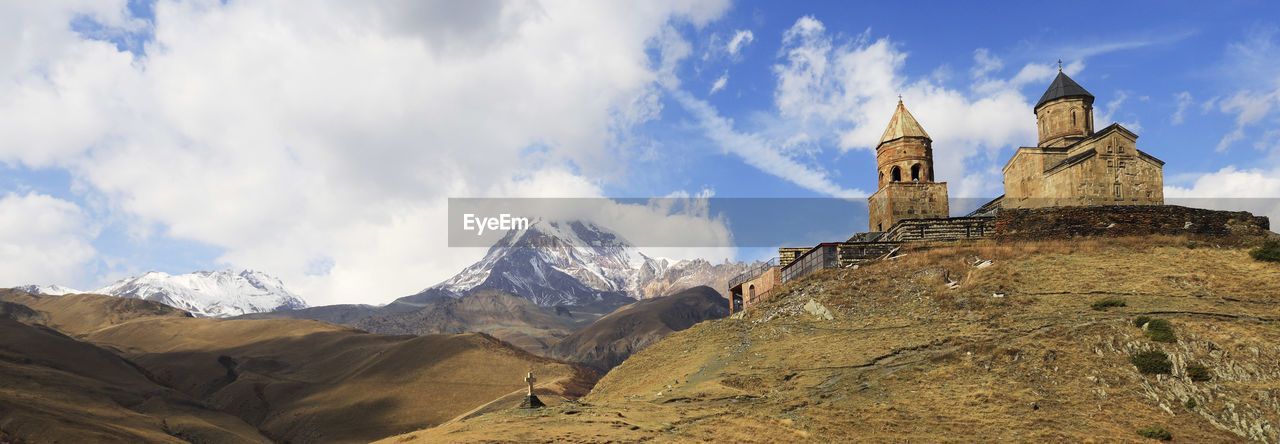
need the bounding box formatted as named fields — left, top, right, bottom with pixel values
left=1136, top=426, right=1172, bottom=441
left=1186, top=363, right=1212, bottom=382
left=1091, top=296, right=1126, bottom=311
left=1132, top=315, right=1152, bottom=328
left=1251, top=241, right=1280, bottom=263
left=1184, top=398, right=1197, bottom=409
left=1143, top=318, right=1177, bottom=343
left=1130, top=350, right=1172, bottom=375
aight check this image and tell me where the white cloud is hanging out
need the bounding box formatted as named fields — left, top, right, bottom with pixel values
left=0, top=0, right=733, bottom=305
left=1171, top=91, right=1192, bottom=125
left=1057, top=30, right=1197, bottom=61
left=726, top=29, right=754, bottom=55
left=668, top=87, right=864, bottom=197
left=1097, top=89, right=1128, bottom=124
left=1211, top=26, right=1280, bottom=153
left=1169, top=27, right=1280, bottom=221
left=970, top=48, right=1003, bottom=79
left=1214, top=89, right=1279, bottom=152
left=708, top=71, right=728, bottom=95
left=0, top=192, right=98, bottom=288
left=1165, top=167, right=1280, bottom=222
left=766, top=16, right=1039, bottom=197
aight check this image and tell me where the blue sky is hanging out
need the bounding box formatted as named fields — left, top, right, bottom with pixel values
left=1, top=1, right=1278, bottom=305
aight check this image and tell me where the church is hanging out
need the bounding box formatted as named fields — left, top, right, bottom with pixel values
left=731, top=67, right=1174, bottom=314
left=1001, top=67, right=1165, bottom=209
left=867, top=65, right=1165, bottom=231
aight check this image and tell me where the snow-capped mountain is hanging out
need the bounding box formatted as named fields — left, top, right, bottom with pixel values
left=413, top=220, right=756, bottom=308
left=13, top=284, right=84, bottom=296
left=94, top=270, right=307, bottom=318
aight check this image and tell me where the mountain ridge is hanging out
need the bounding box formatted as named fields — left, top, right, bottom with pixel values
left=406, top=219, right=755, bottom=308
left=94, top=269, right=307, bottom=318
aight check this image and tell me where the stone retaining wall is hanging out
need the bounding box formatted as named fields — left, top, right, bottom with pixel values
left=994, top=205, right=1271, bottom=240
left=884, top=216, right=997, bottom=242
left=837, top=242, right=899, bottom=266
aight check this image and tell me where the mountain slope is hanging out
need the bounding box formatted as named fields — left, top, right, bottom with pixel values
left=95, top=269, right=307, bottom=318
left=383, top=236, right=1280, bottom=443
left=355, top=289, right=578, bottom=353
left=233, top=303, right=384, bottom=325
left=417, top=220, right=639, bottom=308
left=549, top=285, right=728, bottom=372
left=0, top=293, right=270, bottom=443
left=401, top=219, right=755, bottom=309
left=1, top=289, right=193, bottom=335
left=2, top=290, right=597, bottom=444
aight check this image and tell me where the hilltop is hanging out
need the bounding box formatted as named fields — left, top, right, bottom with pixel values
left=383, top=234, right=1280, bottom=442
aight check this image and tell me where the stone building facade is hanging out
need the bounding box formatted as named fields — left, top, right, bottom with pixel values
left=867, top=100, right=950, bottom=231
left=1002, top=70, right=1164, bottom=208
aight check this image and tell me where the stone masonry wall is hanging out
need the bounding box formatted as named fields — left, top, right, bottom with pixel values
left=883, top=216, right=996, bottom=242
left=868, top=182, right=950, bottom=232
left=837, top=242, right=899, bottom=266
left=994, top=205, right=1271, bottom=240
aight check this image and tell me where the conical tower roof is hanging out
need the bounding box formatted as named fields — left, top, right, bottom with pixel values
left=1035, top=71, right=1093, bottom=111
left=879, top=99, right=930, bottom=145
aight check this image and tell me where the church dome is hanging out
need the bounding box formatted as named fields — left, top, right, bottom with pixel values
left=879, top=99, right=931, bottom=145
left=1035, top=71, right=1094, bottom=112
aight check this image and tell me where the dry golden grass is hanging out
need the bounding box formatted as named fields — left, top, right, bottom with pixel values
left=0, top=317, right=271, bottom=444
left=387, top=235, right=1280, bottom=443
left=0, top=290, right=597, bottom=444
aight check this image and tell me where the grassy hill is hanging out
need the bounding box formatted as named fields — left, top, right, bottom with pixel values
left=0, top=290, right=597, bottom=444
left=549, top=285, right=729, bottom=373
left=382, top=235, right=1280, bottom=442
left=0, top=295, right=270, bottom=443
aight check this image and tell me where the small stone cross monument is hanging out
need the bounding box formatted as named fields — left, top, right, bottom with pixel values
left=520, top=369, right=545, bottom=408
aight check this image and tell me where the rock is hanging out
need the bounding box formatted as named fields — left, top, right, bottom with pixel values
left=520, top=394, right=546, bottom=409
left=803, top=299, right=834, bottom=321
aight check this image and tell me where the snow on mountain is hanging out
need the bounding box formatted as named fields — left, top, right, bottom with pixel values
left=418, top=219, right=756, bottom=308
left=13, top=284, right=84, bottom=296
left=94, top=269, right=307, bottom=318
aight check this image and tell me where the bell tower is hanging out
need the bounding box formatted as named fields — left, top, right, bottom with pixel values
left=876, top=98, right=936, bottom=187
left=867, top=99, right=949, bottom=232
left=1035, top=61, right=1095, bottom=148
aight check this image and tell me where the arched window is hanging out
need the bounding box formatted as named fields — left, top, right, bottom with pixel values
left=879, top=171, right=884, bottom=184
left=890, top=166, right=902, bottom=182
left=748, top=284, right=756, bottom=301
left=911, top=163, right=922, bottom=182
left=1072, top=110, right=1077, bottom=126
